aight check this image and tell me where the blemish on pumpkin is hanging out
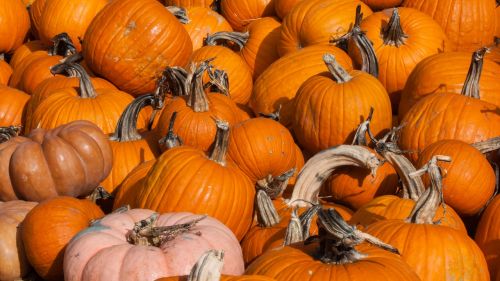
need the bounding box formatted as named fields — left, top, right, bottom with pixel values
left=124, top=21, right=137, bottom=36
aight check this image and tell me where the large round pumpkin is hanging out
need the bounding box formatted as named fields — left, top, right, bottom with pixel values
left=475, top=195, right=500, bottom=281
left=21, top=197, right=104, bottom=281
left=0, top=0, right=30, bottom=53
left=83, top=0, right=193, bottom=96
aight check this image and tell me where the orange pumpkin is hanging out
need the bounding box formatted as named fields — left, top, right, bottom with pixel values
left=164, top=0, right=218, bottom=9
left=21, top=197, right=104, bottom=281
left=29, top=0, right=47, bottom=38
left=8, top=40, right=45, bottom=70
left=182, top=6, right=233, bottom=51
left=220, top=0, right=276, bottom=31
left=487, top=37, right=500, bottom=64
left=0, top=86, right=29, bottom=127
left=0, top=0, right=30, bottom=53
left=475, top=195, right=500, bottom=281
left=273, top=0, right=304, bottom=19
left=361, top=0, right=402, bottom=10
left=113, top=160, right=156, bottom=210
left=0, top=58, right=12, bottom=85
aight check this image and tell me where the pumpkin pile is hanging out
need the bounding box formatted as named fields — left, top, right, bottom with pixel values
left=0, top=0, right=498, bottom=280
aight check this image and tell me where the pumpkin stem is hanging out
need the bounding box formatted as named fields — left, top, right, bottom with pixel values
left=58, top=63, right=97, bottom=98
left=86, top=186, right=112, bottom=203
left=288, top=145, right=380, bottom=207
left=166, top=6, right=190, bottom=24
left=187, top=60, right=212, bottom=112
left=323, top=53, right=352, bottom=83
left=205, top=31, right=250, bottom=51
left=308, top=208, right=399, bottom=264
left=187, top=250, right=224, bottom=281
left=283, top=208, right=304, bottom=246
left=159, top=112, right=183, bottom=150
left=257, top=168, right=296, bottom=199
left=50, top=54, right=84, bottom=77
left=472, top=137, right=500, bottom=154
left=111, top=94, right=155, bottom=142
left=350, top=5, right=379, bottom=77
left=351, top=107, right=374, bottom=146
left=0, top=125, right=21, bottom=143
left=48, top=32, right=77, bottom=56
left=383, top=8, right=408, bottom=47
left=256, top=190, right=281, bottom=227
left=259, top=105, right=281, bottom=121
left=209, top=119, right=230, bottom=166
left=127, top=213, right=206, bottom=247
left=163, top=66, right=189, bottom=96
left=210, top=0, right=222, bottom=13
left=207, top=68, right=230, bottom=96
left=407, top=155, right=451, bottom=224
left=461, top=47, right=489, bottom=99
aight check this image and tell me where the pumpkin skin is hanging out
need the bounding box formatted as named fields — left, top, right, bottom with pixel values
left=83, top=0, right=193, bottom=96
left=113, top=160, right=156, bottom=210
left=475, top=195, right=500, bottom=281
left=488, top=38, right=500, bottom=64
left=8, top=40, right=45, bottom=70
left=190, top=46, right=253, bottom=105
left=273, top=0, right=303, bottom=19
left=183, top=7, right=233, bottom=51
left=246, top=243, right=420, bottom=281
left=220, top=0, right=276, bottom=31
left=29, top=0, right=47, bottom=38
left=398, top=93, right=500, bottom=162
left=21, top=197, right=104, bottom=281
left=164, top=0, right=217, bottom=8
left=0, top=0, right=30, bottom=53
left=14, top=55, right=64, bottom=95
left=64, top=209, right=245, bottom=281
left=417, top=140, right=496, bottom=216
left=365, top=220, right=490, bottom=280
left=0, top=200, right=37, bottom=281
left=278, top=0, right=372, bottom=56
left=35, top=0, right=108, bottom=51
left=0, top=86, right=29, bottom=127
left=399, top=52, right=500, bottom=119
left=0, top=120, right=112, bottom=202
left=361, top=0, right=402, bottom=10
left=350, top=7, right=449, bottom=110
left=158, top=275, right=276, bottom=281
left=249, top=45, right=353, bottom=127
left=0, top=60, right=12, bottom=85
left=402, top=0, right=497, bottom=51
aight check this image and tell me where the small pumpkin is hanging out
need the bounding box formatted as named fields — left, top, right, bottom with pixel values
left=21, top=196, right=104, bottom=281
left=220, top=0, right=276, bottom=31
left=475, top=195, right=500, bottom=281
left=0, top=86, right=29, bottom=127
left=8, top=40, right=45, bottom=70
left=0, top=0, right=30, bottom=54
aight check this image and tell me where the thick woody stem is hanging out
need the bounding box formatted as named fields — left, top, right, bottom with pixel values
left=283, top=208, right=303, bottom=246
left=383, top=8, right=408, bottom=47
left=351, top=107, right=374, bottom=146
left=0, top=126, right=21, bottom=143
left=255, top=190, right=281, bottom=227
left=187, top=61, right=213, bottom=112
left=61, top=63, right=97, bottom=98
left=209, top=119, right=230, bottom=166
left=111, top=94, right=155, bottom=142
left=86, top=186, right=112, bottom=203
left=166, top=6, right=190, bottom=24
left=158, top=111, right=183, bottom=150
left=350, top=5, right=379, bottom=77
left=48, top=32, right=77, bottom=56
left=472, top=137, right=500, bottom=154
left=205, top=31, right=250, bottom=50
left=163, top=66, right=189, bottom=97
left=256, top=168, right=296, bottom=199
left=461, top=47, right=489, bottom=99
left=323, top=53, right=352, bottom=83
left=207, top=68, right=230, bottom=96
left=188, top=250, right=224, bottom=281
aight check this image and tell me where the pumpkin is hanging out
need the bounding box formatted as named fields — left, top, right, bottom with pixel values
left=206, top=17, right=281, bottom=80
left=487, top=37, right=500, bottom=64
left=0, top=120, right=112, bottom=202
left=399, top=48, right=500, bottom=119
left=101, top=94, right=161, bottom=194
left=0, top=58, right=12, bottom=85
left=402, top=0, right=497, bottom=51
left=246, top=207, right=420, bottom=281
left=133, top=120, right=255, bottom=240
left=83, top=0, right=193, bottom=96
left=34, top=0, right=108, bottom=51
left=475, top=195, right=500, bottom=281
left=27, top=63, right=145, bottom=135
left=113, top=160, right=156, bottom=210
left=361, top=0, right=402, bottom=10
left=8, top=40, right=45, bottom=70
left=29, top=0, right=47, bottom=38
left=292, top=53, right=392, bottom=154
left=180, top=6, right=233, bottom=51
left=227, top=117, right=304, bottom=197
left=0, top=86, right=29, bottom=127
left=21, top=197, right=104, bottom=281
left=155, top=61, right=243, bottom=152
left=273, top=0, right=303, bottom=19
left=64, top=209, right=245, bottom=281
left=164, top=0, right=218, bottom=9
left=220, top=0, right=276, bottom=31
left=365, top=156, right=490, bottom=280
left=417, top=140, right=496, bottom=216
left=0, top=0, right=30, bottom=54
left=278, top=0, right=372, bottom=56
left=349, top=7, right=449, bottom=111
left=190, top=45, right=253, bottom=105
left=249, top=45, right=353, bottom=127
left=0, top=200, right=37, bottom=281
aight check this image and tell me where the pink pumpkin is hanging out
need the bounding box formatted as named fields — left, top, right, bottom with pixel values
left=63, top=209, right=245, bottom=281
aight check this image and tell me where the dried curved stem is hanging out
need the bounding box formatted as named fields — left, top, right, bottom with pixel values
left=0, top=126, right=21, bottom=143
left=350, top=5, right=379, bottom=77
left=288, top=145, right=381, bottom=207
left=205, top=31, right=249, bottom=50
left=188, top=250, right=224, bottom=281
left=58, top=63, right=97, bottom=98
left=158, top=112, right=183, bottom=150
left=256, top=190, right=280, bottom=227
left=472, top=137, right=500, bottom=154
left=163, top=66, right=189, bottom=97
left=166, top=6, right=190, bottom=24
left=383, top=8, right=408, bottom=47
left=86, top=186, right=112, bottom=203
left=48, top=32, right=77, bottom=56
left=257, top=168, right=295, bottom=199
left=207, top=68, right=229, bottom=96
left=283, top=208, right=303, bottom=246
left=461, top=47, right=488, bottom=99
left=187, top=60, right=213, bottom=112
left=351, top=107, right=374, bottom=146
left=323, top=53, right=352, bottom=83
left=209, top=119, right=230, bottom=166
left=111, top=94, right=155, bottom=142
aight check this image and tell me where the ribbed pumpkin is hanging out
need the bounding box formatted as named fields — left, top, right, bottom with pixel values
left=0, top=120, right=112, bottom=202
left=417, top=140, right=496, bottom=216
left=365, top=156, right=490, bottom=281
left=399, top=48, right=500, bottom=119
left=64, top=209, right=245, bottom=281
left=29, top=0, right=47, bottom=38
left=101, top=94, right=160, bottom=194
left=220, top=0, right=276, bottom=31
left=83, top=0, right=193, bottom=96
left=273, top=0, right=303, bottom=19
left=206, top=17, right=281, bottom=80
left=402, top=0, right=497, bottom=51
left=164, top=0, right=217, bottom=9
left=361, top=0, right=402, bottom=10
left=0, top=0, right=30, bottom=53
left=0, top=86, right=29, bottom=127
left=190, top=45, right=253, bottom=105
left=134, top=121, right=255, bottom=240
left=246, top=207, right=420, bottom=281
left=28, top=63, right=145, bottom=135
left=181, top=6, right=233, bottom=51
left=475, top=195, right=500, bottom=281
left=292, top=54, right=392, bottom=154
left=249, top=45, right=353, bottom=127
left=0, top=58, right=12, bottom=85
left=21, top=197, right=104, bottom=281
left=33, top=0, right=108, bottom=51
left=488, top=37, right=500, bottom=64
left=155, top=62, right=243, bottom=152
left=113, top=160, right=156, bottom=210
left=349, top=7, right=449, bottom=110
left=0, top=200, right=37, bottom=281
left=278, top=0, right=372, bottom=56
left=8, top=40, right=45, bottom=70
